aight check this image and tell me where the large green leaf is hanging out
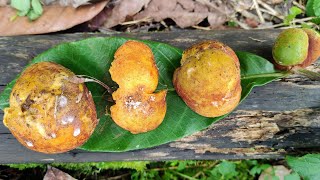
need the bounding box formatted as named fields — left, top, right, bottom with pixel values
left=287, top=154, right=320, bottom=180
left=0, top=37, right=287, bottom=152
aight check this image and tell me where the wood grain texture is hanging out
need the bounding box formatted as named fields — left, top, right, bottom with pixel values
left=0, top=30, right=319, bottom=163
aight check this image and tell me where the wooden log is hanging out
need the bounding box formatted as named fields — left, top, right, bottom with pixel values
left=0, top=30, right=319, bottom=163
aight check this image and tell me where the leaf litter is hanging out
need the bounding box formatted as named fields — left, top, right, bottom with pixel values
left=0, top=0, right=313, bottom=35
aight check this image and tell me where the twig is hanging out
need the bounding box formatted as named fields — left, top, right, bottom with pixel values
left=293, top=1, right=305, bottom=11
left=171, top=171, right=198, bottom=180
left=107, top=173, right=131, bottom=180
left=193, top=171, right=205, bottom=178
left=256, top=17, right=314, bottom=29
left=192, top=25, right=211, bottom=30
left=73, top=75, right=113, bottom=94
left=249, top=37, right=267, bottom=42
left=294, top=69, right=320, bottom=81
left=257, top=0, right=282, bottom=17
left=145, top=164, right=211, bottom=172
left=120, top=17, right=152, bottom=25
left=253, top=0, right=265, bottom=23
left=259, top=8, right=282, bottom=20
left=259, top=8, right=284, bottom=20
left=192, top=161, right=219, bottom=178
left=233, top=19, right=251, bottom=29
left=240, top=10, right=260, bottom=22
left=160, top=20, right=168, bottom=28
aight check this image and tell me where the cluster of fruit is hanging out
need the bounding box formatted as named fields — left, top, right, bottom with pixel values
left=3, top=28, right=320, bottom=154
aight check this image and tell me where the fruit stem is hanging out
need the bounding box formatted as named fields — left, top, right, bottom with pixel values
left=294, top=69, right=320, bottom=81
left=69, top=75, right=113, bottom=94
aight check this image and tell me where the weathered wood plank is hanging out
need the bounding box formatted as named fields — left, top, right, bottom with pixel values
left=0, top=30, right=319, bottom=163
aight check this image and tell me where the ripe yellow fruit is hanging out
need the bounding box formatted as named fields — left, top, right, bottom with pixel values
left=109, top=41, right=167, bottom=134
left=173, top=41, right=241, bottom=117
left=3, top=62, right=98, bottom=154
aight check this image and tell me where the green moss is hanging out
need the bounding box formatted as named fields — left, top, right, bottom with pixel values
left=4, top=161, right=149, bottom=173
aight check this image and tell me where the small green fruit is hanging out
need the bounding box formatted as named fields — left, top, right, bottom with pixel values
left=272, top=28, right=309, bottom=66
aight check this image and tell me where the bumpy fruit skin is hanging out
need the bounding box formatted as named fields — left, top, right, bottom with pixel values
left=109, top=41, right=167, bottom=134
left=3, top=62, right=98, bottom=154
left=273, top=28, right=320, bottom=70
left=173, top=41, right=241, bottom=118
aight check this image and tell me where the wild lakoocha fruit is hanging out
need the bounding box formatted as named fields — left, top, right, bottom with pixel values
left=109, top=40, right=167, bottom=134
left=273, top=28, right=320, bottom=69
left=3, top=62, right=98, bottom=154
left=173, top=41, right=241, bottom=118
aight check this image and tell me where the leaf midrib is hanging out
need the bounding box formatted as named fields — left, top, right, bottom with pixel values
left=241, top=72, right=287, bottom=80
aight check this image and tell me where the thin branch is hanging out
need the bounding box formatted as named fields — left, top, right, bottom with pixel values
left=257, top=0, right=282, bottom=17
left=240, top=10, right=260, bottom=21
left=294, top=69, right=320, bottom=81
left=74, top=75, right=113, bottom=94
left=256, top=17, right=314, bottom=29
left=293, top=1, right=305, bottom=10
left=192, top=25, right=211, bottom=30
left=120, top=17, right=152, bottom=25
left=107, top=173, right=131, bottom=180
left=249, top=37, right=267, bottom=42
left=171, top=171, right=198, bottom=180
left=253, top=0, right=265, bottom=23
left=259, top=8, right=284, bottom=20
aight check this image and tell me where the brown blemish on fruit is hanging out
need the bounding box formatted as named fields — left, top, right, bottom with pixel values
left=3, top=62, right=98, bottom=154
left=173, top=41, right=241, bottom=117
left=109, top=41, right=167, bottom=134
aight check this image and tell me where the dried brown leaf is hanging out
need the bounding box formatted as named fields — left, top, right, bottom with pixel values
left=133, top=0, right=237, bottom=28
left=262, top=0, right=284, bottom=4
left=0, top=0, right=8, bottom=6
left=103, top=0, right=151, bottom=28
left=259, top=165, right=291, bottom=180
left=43, top=165, right=76, bottom=180
left=0, top=0, right=107, bottom=36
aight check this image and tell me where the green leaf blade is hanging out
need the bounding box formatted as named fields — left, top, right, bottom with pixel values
left=313, top=0, right=320, bottom=17
left=306, top=0, right=316, bottom=17
left=31, top=0, right=43, bottom=15
left=11, top=0, right=31, bottom=16
left=287, top=154, right=320, bottom=180
left=236, top=51, right=288, bottom=101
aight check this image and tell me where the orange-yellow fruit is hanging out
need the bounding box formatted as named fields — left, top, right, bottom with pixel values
left=173, top=41, right=241, bottom=117
left=3, top=62, right=98, bottom=154
left=109, top=41, right=167, bottom=134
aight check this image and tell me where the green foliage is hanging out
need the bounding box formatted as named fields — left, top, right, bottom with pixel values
left=284, top=6, right=302, bottom=25
left=248, top=160, right=271, bottom=176
left=287, top=154, right=320, bottom=180
left=311, top=17, right=320, bottom=24
left=5, top=161, right=148, bottom=174
left=6, top=163, right=45, bottom=170
left=0, top=37, right=286, bottom=152
left=10, top=0, right=43, bottom=20
left=5, top=160, right=300, bottom=179
left=131, top=160, right=275, bottom=180
left=52, top=161, right=149, bottom=174
left=306, top=0, right=320, bottom=17
left=11, top=0, right=30, bottom=16
left=227, top=21, right=238, bottom=27
left=284, top=172, right=300, bottom=180
left=209, top=161, right=238, bottom=179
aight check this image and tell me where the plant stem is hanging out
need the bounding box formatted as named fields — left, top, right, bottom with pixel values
left=76, top=75, right=113, bottom=94
left=171, top=171, right=199, bottom=180
left=294, top=69, right=320, bottom=81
